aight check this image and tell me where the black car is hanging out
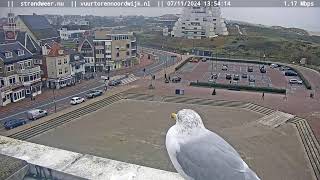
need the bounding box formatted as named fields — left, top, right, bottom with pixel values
left=86, top=90, right=103, bottom=98
left=226, top=74, right=232, bottom=80
left=260, top=66, right=266, bottom=73
left=285, top=71, right=298, bottom=76
left=247, top=66, right=253, bottom=72
left=211, top=73, right=218, bottom=79
left=172, top=76, right=182, bottom=83
left=108, top=79, right=122, bottom=86
left=3, top=119, right=27, bottom=129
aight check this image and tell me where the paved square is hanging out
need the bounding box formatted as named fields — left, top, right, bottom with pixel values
left=30, top=100, right=313, bottom=180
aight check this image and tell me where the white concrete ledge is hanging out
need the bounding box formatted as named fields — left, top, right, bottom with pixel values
left=0, top=136, right=183, bottom=180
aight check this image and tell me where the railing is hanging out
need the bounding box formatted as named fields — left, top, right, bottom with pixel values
left=0, top=82, right=23, bottom=92
left=17, top=66, right=41, bottom=75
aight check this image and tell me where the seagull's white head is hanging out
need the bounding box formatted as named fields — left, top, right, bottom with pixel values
left=171, top=109, right=205, bottom=134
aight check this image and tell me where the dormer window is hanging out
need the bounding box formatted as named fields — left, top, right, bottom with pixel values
left=18, top=50, right=25, bottom=56
left=5, top=52, right=12, bottom=58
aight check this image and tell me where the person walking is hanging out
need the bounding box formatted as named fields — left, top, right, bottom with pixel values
left=262, top=92, right=265, bottom=100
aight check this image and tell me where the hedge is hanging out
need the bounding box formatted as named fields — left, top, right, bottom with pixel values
left=175, top=57, right=193, bottom=71
left=190, top=81, right=286, bottom=94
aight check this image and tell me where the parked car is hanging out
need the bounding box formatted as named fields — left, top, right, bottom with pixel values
left=260, top=66, right=266, bottom=73
left=280, top=66, right=291, bottom=71
left=222, top=65, right=228, bottom=71
left=211, top=73, right=218, bottom=79
left=172, top=76, right=182, bottom=83
left=70, top=97, right=85, bottom=105
left=233, top=74, right=240, bottom=81
left=226, top=74, right=232, bottom=80
left=270, top=64, right=279, bottom=68
left=285, top=70, right=298, bottom=76
left=108, top=79, right=122, bottom=86
left=242, top=73, right=248, bottom=78
left=247, top=66, right=253, bottom=72
left=289, top=79, right=303, bottom=84
left=249, top=75, right=255, bottom=82
left=3, top=119, right=27, bottom=129
left=86, top=90, right=103, bottom=98
left=189, top=57, right=199, bottom=63
left=26, top=109, right=48, bottom=120
left=201, top=58, right=207, bottom=62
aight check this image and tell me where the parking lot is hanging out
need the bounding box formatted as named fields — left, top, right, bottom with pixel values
left=28, top=99, right=312, bottom=180
left=176, top=60, right=306, bottom=91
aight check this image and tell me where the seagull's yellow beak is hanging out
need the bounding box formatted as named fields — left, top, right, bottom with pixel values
left=171, top=113, right=177, bottom=121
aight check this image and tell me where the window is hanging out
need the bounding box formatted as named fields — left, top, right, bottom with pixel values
left=0, top=67, right=2, bottom=72
left=126, top=44, right=130, bottom=48
left=5, top=52, right=12, bottom=58
left=65, top=67, right=68, bottom=73
left=182, top=27, right=185, bottom=29
left=64, top=58, right=68, bottom=64
left=18, top=50, right=24, bottom=56
left=213, top=19, right=216, bottom=21
left=9, top=77, right=15, bottom=84
left=24, top=61, right=31, bottom=67
left=6, top=65, right=14, bottom=72
left=58, top=60, right=62, bottom=65
left=59, top=69, right=62, bottom=74
left=116, top=53, right=120, bottom=57
left=0, top=79, right=4, bottom=86
left=24, top=76, right=29, bottom=82
left=126, top=51, right=130, bottom=56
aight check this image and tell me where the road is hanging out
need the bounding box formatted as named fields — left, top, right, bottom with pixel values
left=0, top=49, right=180, bottom=130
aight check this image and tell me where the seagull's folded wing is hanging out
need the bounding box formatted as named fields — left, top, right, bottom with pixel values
left=175, top=132, right=258, bottom=180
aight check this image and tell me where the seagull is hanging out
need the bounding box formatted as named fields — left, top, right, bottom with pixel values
left=166, top=109, right=260, bottom=180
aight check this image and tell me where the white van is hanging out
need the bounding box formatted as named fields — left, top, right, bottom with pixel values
left=26, top=109, right=48, bottom=120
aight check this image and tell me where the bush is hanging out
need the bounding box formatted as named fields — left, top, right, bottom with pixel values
left=190, top=81, right=286, bottom=94
left=175, top=58, right=192, bottom=71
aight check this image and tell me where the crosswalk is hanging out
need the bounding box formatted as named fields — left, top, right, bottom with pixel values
left=120, top=74, right=140, bottom=85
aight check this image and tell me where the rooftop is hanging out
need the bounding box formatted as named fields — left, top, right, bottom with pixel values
left=0, top=42, right=33, bottom=64
left=18, top=15, right=59, bottom=41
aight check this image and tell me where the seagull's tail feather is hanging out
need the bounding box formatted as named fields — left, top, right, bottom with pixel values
left=244, top=168, right=260, bottom=180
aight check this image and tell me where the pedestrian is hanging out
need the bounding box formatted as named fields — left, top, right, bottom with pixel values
left=262, top=92, right=265, bottom=100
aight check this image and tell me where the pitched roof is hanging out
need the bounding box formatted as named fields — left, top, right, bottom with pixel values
left=0, top=31, right=41, bottom=54
left=0, top=42, right=33, bottom=64
left=18, top=15, right=59, bottom=41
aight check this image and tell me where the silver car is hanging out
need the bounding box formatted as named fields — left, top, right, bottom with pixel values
left=26, top=109, right=48, bottom=120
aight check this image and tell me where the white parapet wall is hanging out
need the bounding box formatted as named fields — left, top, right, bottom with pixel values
left=0, top=136, right=183, bottom=180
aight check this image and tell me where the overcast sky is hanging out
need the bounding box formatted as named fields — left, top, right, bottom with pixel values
left=0, top=7, right=319, bottom=32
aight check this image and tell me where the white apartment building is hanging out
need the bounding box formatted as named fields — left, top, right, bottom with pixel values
left=172, top=7, right=228, bottom=39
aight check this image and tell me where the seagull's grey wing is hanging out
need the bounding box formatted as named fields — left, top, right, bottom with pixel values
left=176, top=132, right=259, bottom=180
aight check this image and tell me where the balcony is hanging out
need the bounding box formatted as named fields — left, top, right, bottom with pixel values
left=17, top=66, right=41, bottom=75
left=0, top=82, right=23, bottom=92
